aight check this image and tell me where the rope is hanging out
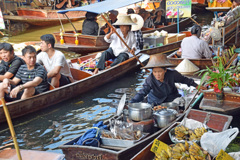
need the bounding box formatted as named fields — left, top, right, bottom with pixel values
left=57, top=12, right=65, bottom=33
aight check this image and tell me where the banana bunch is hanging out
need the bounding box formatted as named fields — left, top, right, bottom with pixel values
left=154, top=147, right=172, bottom=160
left=174, top=126, right=207, bottom=141
left=189, top=142, right=208, bottom=160
left=175, top=125, right=189, bottom=140
left=189, top=127, right=207, bottom=141
left=154, top=141, right=209, bottom=160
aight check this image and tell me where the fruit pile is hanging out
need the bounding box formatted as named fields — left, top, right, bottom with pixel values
left=174, top=125, right=207, bottom=141
left=154, top=141, right=209, bottom=160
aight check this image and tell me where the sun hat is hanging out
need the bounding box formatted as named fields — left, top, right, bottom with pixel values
left=113, top=15, right=137, bottom=26
left=175, top=59, right=200, bottom=75
left=130, top=14, right=144, bottom=31
left=142, top=54, right=176, bottom=69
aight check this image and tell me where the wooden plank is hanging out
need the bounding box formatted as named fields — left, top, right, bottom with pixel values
left=199, top=98, right=240, bottom=115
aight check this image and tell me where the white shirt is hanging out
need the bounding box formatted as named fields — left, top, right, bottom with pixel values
left=37, top=50, right=73, bottom=79
left=104, top=28, right=137, bottom=57
left=181, top=36, right=212, bottom=59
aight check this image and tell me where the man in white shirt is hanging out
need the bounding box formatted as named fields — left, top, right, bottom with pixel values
left=93, top=15, right=137, bottom=74
left=37, top=34, right=74, bottom=88
left=181, top=25, right=212, bottom=59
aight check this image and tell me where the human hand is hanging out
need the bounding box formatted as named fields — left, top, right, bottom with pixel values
left=3, top=78, right=10, bottom=89
left=10, top=86, right=20, bottom=98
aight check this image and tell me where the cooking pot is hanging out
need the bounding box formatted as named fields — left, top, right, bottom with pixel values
left=153, top=109, right=178, bottom=128
left=128, top=103, right=152, bottom=121
left=161, top=102, right=179, bottom=113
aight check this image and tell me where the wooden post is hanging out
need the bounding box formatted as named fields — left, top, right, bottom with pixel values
left=1, top=97, right=22, bottom=160
left=100, top=14, right=150, bottom=72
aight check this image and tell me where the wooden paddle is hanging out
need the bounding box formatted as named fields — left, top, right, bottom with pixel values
left=101, top=15, right=150, bottom=73
left=1, top=97, right=22, bottom=160
left=190, top=17, right=200, bottom=26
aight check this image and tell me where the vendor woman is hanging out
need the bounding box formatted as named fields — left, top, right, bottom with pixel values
left=131, top=54, right=198, bottom=105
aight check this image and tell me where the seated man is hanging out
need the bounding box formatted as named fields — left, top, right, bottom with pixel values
left=0, top=43, right=25, bottom=82
left=37, top=34, right=74, bottom=88
left=54, top=0, right=77, bottom=10
left=93, top=15, right=137, bottom=74
left=0, top=46, right=49, bottom=101
left=131, top=54, right=199, bottom=106
left=181, top=25, right=212, bottom=59
left=82, top=12, right=105, bottom=36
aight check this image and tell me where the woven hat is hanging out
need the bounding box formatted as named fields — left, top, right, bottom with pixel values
left=142, top=54, right=176, bottom=69
left=130, top=14, right=144, bottom=31
left=113, top=15, right=137, bottom=26
left=175, top=59, right=200, bottom=75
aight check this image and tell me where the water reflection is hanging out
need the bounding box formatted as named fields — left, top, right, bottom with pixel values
left=0, top=70, right=145, bottom=153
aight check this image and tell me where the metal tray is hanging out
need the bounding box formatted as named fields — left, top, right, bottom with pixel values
left=100, top=133, right=147, bottom=148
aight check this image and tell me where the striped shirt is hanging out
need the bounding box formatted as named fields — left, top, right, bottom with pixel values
left=15, top=63, right=49, bottom=93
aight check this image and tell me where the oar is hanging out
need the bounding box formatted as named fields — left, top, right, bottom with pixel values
left=100, top=14, right=150, bottom=73
left=190, top=17, right=200, bottom=26
left=1, top=97, right=22, bottom=160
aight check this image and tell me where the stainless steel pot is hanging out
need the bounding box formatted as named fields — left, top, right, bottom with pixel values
left=161, top=102, right=179, bottom=113
left=128, top=103, right=152, bottom=121
left=153, top=109, right=178, bottom=128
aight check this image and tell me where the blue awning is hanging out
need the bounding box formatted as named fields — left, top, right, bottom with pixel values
left=57, top=0, right=143, bottom=14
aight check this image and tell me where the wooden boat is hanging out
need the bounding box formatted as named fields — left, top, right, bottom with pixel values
left=53, top=30, right=109, bottom=54
left=58, top=112, right=185, bottom=160
left=131, top=109, right=233, bottom=160
left=167, top=52, right=213, bottom=70
left=3, top=8, right=85, bottom=26
left=53, top=14, right=194, bottom=55
left=59, top=109, right=232, bottom=160
left=0, top=148, right=64, bottom=160
left=141, top=15, right=194, bottom=34
left=0, top=52, right=149, bottom=123
left=200, top=91, right=240, bottom=115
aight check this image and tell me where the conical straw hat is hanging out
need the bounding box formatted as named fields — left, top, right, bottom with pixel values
left=175, top=59, right=200, bottom=75
left=113, top=15, right=137, bottom=26
left=142, top=54, right=176, bottom=69
left=130, top=14, right=144, bottom=31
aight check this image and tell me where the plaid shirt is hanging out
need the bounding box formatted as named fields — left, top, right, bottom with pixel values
left=133, top=30, right=144, bottom=50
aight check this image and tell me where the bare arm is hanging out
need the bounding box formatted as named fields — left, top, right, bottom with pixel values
left=0, top=72, right=14, bottom=81
left=47, top=66, right=62, bottom=78
left=10, top=77, right=43, bottom=98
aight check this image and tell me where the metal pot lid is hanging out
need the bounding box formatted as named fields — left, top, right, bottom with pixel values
left=154, top=109, right=177, bottom=116
left=128, top=103, right=152, bottom=110
left=117, top=94, right=126, bottom=116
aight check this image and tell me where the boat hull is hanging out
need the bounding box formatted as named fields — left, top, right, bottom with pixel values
left=3, top=8, right=86, bottom=26
left=167, top=57, right=213, bottom=70
left=59, top=112, right=185, bottom=160
left=53, top=31, right=109, bottom=54
left=131, top=109, right=232, bottom=160
left=0, top=53, right=144, bottom=123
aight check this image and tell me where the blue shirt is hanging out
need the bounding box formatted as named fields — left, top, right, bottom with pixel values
left=131, top=69, right=198, bottom=105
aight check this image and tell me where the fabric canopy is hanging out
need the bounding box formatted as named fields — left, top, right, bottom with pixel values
left=57, top=0, right=143, bottom=14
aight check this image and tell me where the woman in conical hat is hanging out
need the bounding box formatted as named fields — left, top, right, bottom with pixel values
left=131, top=54, right=199, bottom=106
left=93, top=15, right=137, bottom=74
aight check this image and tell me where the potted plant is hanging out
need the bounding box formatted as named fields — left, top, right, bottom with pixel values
left=198, top=57, right=238, bottom=101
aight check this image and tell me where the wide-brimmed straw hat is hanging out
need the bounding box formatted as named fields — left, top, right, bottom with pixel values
left=142, top=54, right=176, bottom=69
left=130, top=14, right=144, bottom=31
left=113, top=15, right=137, bottom=26
left=175, top=59, right=199, bottom=75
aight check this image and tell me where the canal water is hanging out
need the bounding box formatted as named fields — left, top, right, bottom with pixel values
left=0, top=9, right=240, bottom=154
